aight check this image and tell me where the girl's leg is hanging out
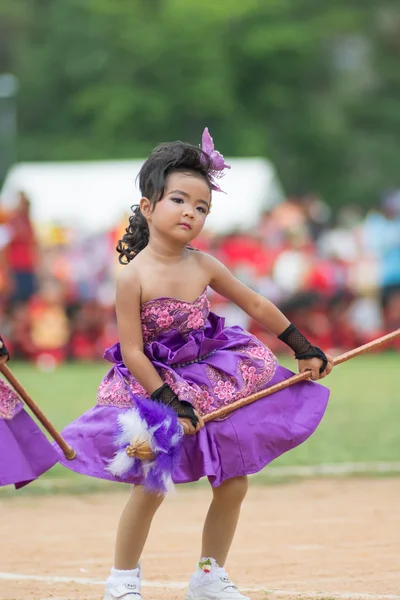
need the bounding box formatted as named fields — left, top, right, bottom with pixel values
left=114, top=485, right=164, bottom=569
left=201, top=475, right=248, bottom=566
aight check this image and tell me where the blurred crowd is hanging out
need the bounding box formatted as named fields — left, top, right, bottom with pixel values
left=1, top=189, right=400, bottom=367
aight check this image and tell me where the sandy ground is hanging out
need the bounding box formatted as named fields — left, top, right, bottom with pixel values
left=1, top=478, right=399, bottom=600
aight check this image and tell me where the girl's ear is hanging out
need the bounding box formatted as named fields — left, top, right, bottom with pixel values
left=139, top=197, right=152, bottom=219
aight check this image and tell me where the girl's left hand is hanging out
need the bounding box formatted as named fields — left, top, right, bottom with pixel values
left=298, top=355, right=334, bottom=381
left=179, top=410, right=204, bottom=435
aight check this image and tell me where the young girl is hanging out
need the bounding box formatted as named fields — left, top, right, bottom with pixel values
left=0, top=335, right=59, bottom=487
left=59, top=130, right=333, bottom=600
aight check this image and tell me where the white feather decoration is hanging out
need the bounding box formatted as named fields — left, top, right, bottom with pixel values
left=106, top=408, right=154, bottom=477
left=116, top=409, right=152, bottom=446
left=105, top=405, right=184, bottom=493
left=106, top=448, right=136, bottom=477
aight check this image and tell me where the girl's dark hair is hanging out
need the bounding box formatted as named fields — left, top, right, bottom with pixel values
left=116, top=141, right=212, bottom=264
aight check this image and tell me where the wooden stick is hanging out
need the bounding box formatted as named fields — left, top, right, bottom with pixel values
left=203, top=329, right=400, bottom=423
left=0, top=363, right=76, bottom=460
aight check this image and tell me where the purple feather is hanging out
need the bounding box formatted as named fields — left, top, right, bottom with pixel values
left=112, top=394, right=183, bottom=494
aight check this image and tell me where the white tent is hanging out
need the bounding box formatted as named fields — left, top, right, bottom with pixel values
left=0, top=158, right=283, bottom=235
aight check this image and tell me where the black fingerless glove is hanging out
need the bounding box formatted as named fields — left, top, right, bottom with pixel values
left=278, top=323, right=327, bottom=374
left=151, top=383, right=199, bottom=428
left=0, top=335, right=10, bottom=361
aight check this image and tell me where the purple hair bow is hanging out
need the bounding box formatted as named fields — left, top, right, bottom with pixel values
left=201, top=127, right=231, bottom=193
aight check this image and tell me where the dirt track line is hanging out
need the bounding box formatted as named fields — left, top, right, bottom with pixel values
left=1, top=572, right=400, bottom=600
left=38, top=597, right=100, bottom=600
left=262, top=461, right=400, bottom=477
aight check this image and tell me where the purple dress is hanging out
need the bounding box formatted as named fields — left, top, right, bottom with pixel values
left=59, top=289, right=330, bottom=487
left=0, top=380, right=59, bottom=487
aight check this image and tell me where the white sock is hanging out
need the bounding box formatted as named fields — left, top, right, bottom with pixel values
left=106, top=566, right=140, bottom=588
left=192, top=557, right=219, bottom=585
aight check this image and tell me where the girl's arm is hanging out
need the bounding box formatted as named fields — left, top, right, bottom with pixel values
left=205, top=254, right=290, bottom=334
left=203, top=254, right=333, bottom=380
left=116, top=267, right=203, bottom=433
left=116, top=267, right=164, bottom=394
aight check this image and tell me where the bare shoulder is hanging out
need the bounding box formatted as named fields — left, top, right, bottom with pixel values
left=195, top=250, right=259, bottom=310
left=194, top=251, right=229, bottom=280
left=116, top=260, right=142, bottom=297
left=194, top=250, right=224, bottom=271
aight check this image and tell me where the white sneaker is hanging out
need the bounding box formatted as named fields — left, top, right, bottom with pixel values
left=103, top=582, right=142, bottom=599
left=103, top=563, right=142, bottom=599
left=185, top=558, right=250, bottom=600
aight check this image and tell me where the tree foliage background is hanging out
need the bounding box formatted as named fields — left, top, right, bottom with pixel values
left=1, top=0, right=399, bottom=208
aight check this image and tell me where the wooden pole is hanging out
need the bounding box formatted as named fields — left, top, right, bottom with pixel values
left=203, top=329, right=400, bottom=422
left=0, top=363, right=76, bottom=459
left=125, top=329, right=400, bottom=461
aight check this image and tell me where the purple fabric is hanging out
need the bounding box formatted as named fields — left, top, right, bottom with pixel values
left=58, top=364, right=329, bottom=487
left=58, top=289, right=330, bottom=488
left=0, top=407, right=59, bottom=488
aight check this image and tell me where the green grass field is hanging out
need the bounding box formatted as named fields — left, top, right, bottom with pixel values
left=4, top=353, right=400, bottom=490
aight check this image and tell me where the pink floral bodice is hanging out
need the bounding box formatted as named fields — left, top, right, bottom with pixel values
left=97, top=287, right=278, bottom=418
left=0, top=379, right=23, bottom=419
left=140, top=288, right=210, bottom=344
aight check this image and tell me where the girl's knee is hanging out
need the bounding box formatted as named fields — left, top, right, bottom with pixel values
left=130, top=486, right=165, bottom=512
left=213, top=476, right=248, bottom=504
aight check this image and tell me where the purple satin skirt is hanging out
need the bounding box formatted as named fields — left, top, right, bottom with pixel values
left=58, top=365, right=329, bottom=488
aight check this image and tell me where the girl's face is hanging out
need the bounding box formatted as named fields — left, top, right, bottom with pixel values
left=142, top=171, right=211, bottom=243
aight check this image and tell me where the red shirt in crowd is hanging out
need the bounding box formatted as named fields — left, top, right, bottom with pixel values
left=7, top=212, right=37, bottom=272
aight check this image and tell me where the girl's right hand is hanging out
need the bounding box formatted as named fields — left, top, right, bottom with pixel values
left=179, top=410, right=204, bottom=435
